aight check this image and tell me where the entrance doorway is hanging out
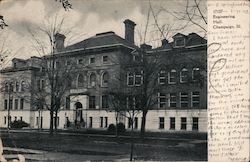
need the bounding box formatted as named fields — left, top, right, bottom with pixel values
left=74, top=102, right=84, bottom=128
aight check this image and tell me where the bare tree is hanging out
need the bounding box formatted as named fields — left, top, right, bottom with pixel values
left=148, top=0, right=207, bottom=39
left=28, top=17, right=74, bottom=135
left=0, top=15, right=8, bottom=29
left=55, top=0, right=72, bottom=11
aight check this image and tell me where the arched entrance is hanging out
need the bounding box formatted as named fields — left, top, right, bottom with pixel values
left=74, top=102, right=84, bottom=128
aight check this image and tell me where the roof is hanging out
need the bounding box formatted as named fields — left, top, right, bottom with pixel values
left=65, top=31, right=137, bottom=51
left=0, top=66, right=40, bottom=73
left=151, top=33, right=207, bottom=51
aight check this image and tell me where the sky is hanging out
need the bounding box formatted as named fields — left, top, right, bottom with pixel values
left=0, top=0, right=206, bottom=63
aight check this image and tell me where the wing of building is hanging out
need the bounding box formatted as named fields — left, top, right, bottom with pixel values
left=0, top=19, right=207, bottom=132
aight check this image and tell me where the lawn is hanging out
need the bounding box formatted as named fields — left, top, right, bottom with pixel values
left=0, top=130, right=207, bottom=161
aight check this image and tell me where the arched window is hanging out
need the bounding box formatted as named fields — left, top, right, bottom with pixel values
left=21, top=81, right=25, bottom=92
left=127, top=72, right=134, bottom=86
left=89, top=73, right=96, bottom=87
left=9, top=82, right=14, bottom=92
left=77, top=74, right=84, bottom=87
left=180, top=68, right=188, bottom=83
left=192, top=67, right=200, bottom=81
left=16, top=82, right=19, bottom=92
left=5, top=82, right=8, bottom=92
left=168, top=69, right=177, bottom=84
left=102, top=72, right=109, bottom=87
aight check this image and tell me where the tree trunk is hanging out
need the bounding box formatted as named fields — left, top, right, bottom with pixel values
left=140, top=110, right=148, bottom=138
left=115, top=112, right=118, bottom=137
left=54, top=111, right=58, bottom=133
left=49, top=110, right=54, bottom=136
left=130, top=119, right=134, bottom=161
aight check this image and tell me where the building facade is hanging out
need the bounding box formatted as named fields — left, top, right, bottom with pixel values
left=0, top=19, right=207, bottom=132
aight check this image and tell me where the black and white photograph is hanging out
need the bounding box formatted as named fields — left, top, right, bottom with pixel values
left=0, top=0, right=208, bottom=161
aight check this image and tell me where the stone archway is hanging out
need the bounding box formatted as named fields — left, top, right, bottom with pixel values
left=75, top=102, right=83, bottom=122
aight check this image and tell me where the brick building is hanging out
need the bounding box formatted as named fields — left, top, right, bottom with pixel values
left=0, top=19, right=207, bottom=132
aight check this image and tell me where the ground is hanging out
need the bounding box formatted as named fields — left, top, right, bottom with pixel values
left=0, top=129, right=207, bottom=161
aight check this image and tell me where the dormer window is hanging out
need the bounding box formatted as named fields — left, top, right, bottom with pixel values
left=66, top=60, right=71, bottom=66
left=175, top=38, right=185, bottom=47
left=102, top=56, right=108, bottom=62
left=78, top=59, right=83, bottom=64
left=90, top=57, right=95, bottom=64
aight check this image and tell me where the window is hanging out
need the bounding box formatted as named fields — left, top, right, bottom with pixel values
left=159, top=117, right=165, bottom=129
left=169, top=69, right=177, bottom=84
left=4, top=99, right=8, bottom=110
left=101, top=95, right=109, bottom=109
left=192, top=68, right=200, bottom=81
left=180, top=92, right=188, bottom=107
left=158, top=70, right=166, bottom=85
left=89, top=73, right=96, bottom=87
left=89, top=96, right=96, bottom=109
left=181, top=117, right=187, bottom=130
left=9, top=82, right=14, bottom=92
left=158, top=93, right=166, bottom=108
left=41, top=66, right=46, bottom=72
left=5, top=83, right=8, bottom=92
left=127, top=73, right=134, bottom=86
left=100, top=117, right=103, bottom=128
left=102, top=56, right=108, bottom=62
left=21, top=81, right=25, bottom=91
left=175, top=39, right=185, bottom=47
left=102, top=72, right=109, bottom=87
left=128, top=117, right=133, bottom=128
left=37, top=80, right=41, bottom=91
left=169, top=93, right=177, bottom=107
left=192, top=117, right=199, bottom=130
left=89, top=117, right=93, bottom=128
left=191, top=92, right=200, bottom=107
left=77, top=74, right=84, bottom=87
left=66, top=60, right=71, bottom=66
left=20, top=98, right=24, bottom=109
left=180, top=68, right=188, bottom=83
left=16, top=82, right=19, bottom=92
left=135, top=71, right=143, bottom=86
left=14, top=99, right=18, bottom=110
left=4, top=116, right=7, bottom=125
left=170, top=117, right=175, bottom=130
left=55, top=61, right=60, bottom=68
left=65, top=97, right=70, bottom=109
left=41, top=80, right=45, bottom=90
left=78, top=59, right=83, bottom=64
left=104, top=117, right=108, bottom=128
left=90, top=57, right=95, bottom=64
left=134, top=117, right=138, bottom=129
left=126, top=96, right=135, bottom=109
left=9, top=99, right=13, bottom=110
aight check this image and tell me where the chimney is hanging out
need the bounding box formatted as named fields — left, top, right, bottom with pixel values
left=140, top=43, right=152, bottom=50
left=124, top=19, right=136, bottom=44
left=54, top=33, right=66, bottom=52
left=161, top=39, right=169, bottom=46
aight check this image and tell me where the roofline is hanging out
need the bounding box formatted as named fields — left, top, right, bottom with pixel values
left=146, top=44, right=207, bottom=53
left=53, top=43, right=136, bottom=55
left=0, top=66, right=40, bottom=73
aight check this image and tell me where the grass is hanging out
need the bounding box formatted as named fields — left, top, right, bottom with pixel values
left=0, top=130, right=207, bottom=161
